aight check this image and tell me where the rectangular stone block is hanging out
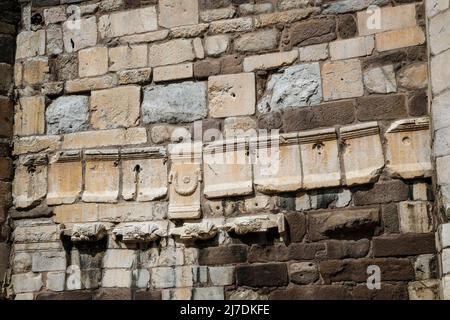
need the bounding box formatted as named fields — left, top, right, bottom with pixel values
left=329, top=36, right=374, bottom=60
left=204, top=139, right=253, bottom=198
left=109, top=45, right=147, bottom=72
left=65, top=74, right=118, bottom=93
left=13, top=155, right=47, bottom=209
left=208, top=73, right=256, bottom=118
left=82, top=150, right=120, bottom=203
left=78, top=46, right=108, bottom=77
left=254, top=7, right=320, bottom=27
left=429, top=9, right=450, bottom=55
left=16, top=30, right=45, bottom=59
left=438, top=223, right=450, bottom=251
left=431, top=50, right=450, bottom=95
left=299, top=128, right=341, bottom=189
left=243, top=50, right=298, bottom=72
left=210, top=17, right=253, bottom=33
left=47, top=151, right=82, bottom=205
left=102, top=269, right=132, bottom=288
left=209, top=266, right=235, bottom=286
left=321, top=59, right=364, bottom=101
left=121, top=147, right=168, bottom=201
left=103, top=249, right=137, bottom=269
left=22, top=57, right=49, bottom=85
left=32, top=250, right=66, bottom=272
left=252, top=133, right=302, bottom=193
left=340, top=122, right=384, bottom=186
left=11, top=272, right=43, bottom=294
left=14, top=95, right=45, bottom=136
left=385, top=117, right=432, bottom=179
left=13, top=224, right=62, bottom=243
left=376, top=26, right=425, bottom=52
left=159, top=0, right=199, bottom=28
left=118, top=30, right=169, bottom=45
left=299, top=43, right=329, bottom=62
left=62, top=16, right=97, bottom=53
left=151, top=267, right=175, bottom=288
left=398, top=201, right=432, bottom=233
left=90, top=85, right=140, bottom=130
left=148, top=39, right=196, bottom=67
left=153, top=63, right=193, bottom=82
left=13, top=136, right=61, bottom=155
left=118, top=68, right=152, bottom=85
left=46, top=271, right=66, bottom=292
left=192, top=287, right=224, bottom=300
left=98, top=7, right=158, bottom=39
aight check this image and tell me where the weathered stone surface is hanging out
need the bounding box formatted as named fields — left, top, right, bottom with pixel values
left=376, top=26, right=426, bottom=52
left=90, top=85, right=140, bottom=129
left=52, top=53, right=78, bottom=81
left=14, top=96, right=45, bottom=136
left=289, top=262, right=319, bottom=284
left=224, top=116, right=256, bottom=138
left=153, top=63, right=193, bottom=83
left=13, top=224, right=62, bottom=243
left=46, top=24, right=63, bottom=56
left=414, top=254, right=436, bottom=280
left=398, top=201, right=432, bottom=233
left=193, top=287, right=224, bottom=300
left=208, top=73, right=255, bottom=118
left=109, top=45, right=147, bottom=72
left=200, top=6, right=236, bottom=22
left=142, top=82, right=207, bottom=123
left=234, top=29, right=279, bottom=53
left=236, top=263, right=288, bottom=287
left=307, top=207, right=380, bottom=241
left=13, top=156, right=48, bottom=209
left=243, top=50, right=298, bottom=72
left=398, top=63, right=428, bottom=90
left=71, top=222, right=111, bottom=242
left=170, top=24, right=209, bottom=38
left=431, top=50, right=450, bottom=95
left=322, top=0, right=390, bottom=14
left=255, top=7, right=320, bottom=28
left=32, top=250, right=66, bottom=272
left=240, top=3, right=272, bottom=14
left=223, top=214, right=284, bottom=235
left=46, top=96, right=89, bottom=134
left=119, top=30, right=169, bottom=45
left=23, top=57, right=49, bottom=85
left=63, top=17, right=97, bottom=53
left=325, top=239, right=370, bottom=259
left=148, top=39, right=197, bottom=67
left=170, top=221, right=218, bottom=241
left=429, top=9, right=450, bottom=55
left=270, top=284, right=352, bottom=300
left=13, top=135, right=61, bottom=155
left=299, top=43, right=328, bottom=62
left=248, top=244, right=289, bottom=262
left=408, top=280, right=440, bottom=300
left=330, top=36, right=374, bottom=60
left=199, top=244, right=248, bottom=265
left=78, top=47, right=108, bottom=78
left=12, top=272, right=43, bottom=294
left=102, top=269, right=132, bottom=288
left=205, top=35, right=229, bottom=57
left=113, top=222, right=167, bottom=243
left=356, top=94, right=407, bottom=120
left=353, top=180, right=409, bottom=206
left=209, top=266, right=235, bottom=285
left=338, top=14, right=357, bottom=39
left=118, top=68, right=152, bottom=85
left=321, top=59, right=364, bottom=101
left=210, top=17, right=253, bottom=33
left=426, top=0, right=449, bottom=17
left=65, top=74, right=118, bottom=93
left=16, top=30, right=45, bottom=59
left=289, top=17, right=336, bottom=47
left=373, top=233, right=436, bottom=257
left=43, top=6, right=66, bottom=25
left=98, top=7, right=158, bottom=38
left=159, top=0, right=198, bottom=28
left=363, top=64, right=397, bottom=93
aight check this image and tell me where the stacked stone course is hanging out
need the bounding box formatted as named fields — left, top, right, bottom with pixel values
left=1, top=0, right=448, bottom=300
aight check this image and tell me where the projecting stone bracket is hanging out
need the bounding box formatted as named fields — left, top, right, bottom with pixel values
left=112, top=221, right=169, bottom=243
left=222, top=213, right=285, bottom=236
left=65, top=222, right=114, bottom=242
left=170, top=221, right=218, bottom=240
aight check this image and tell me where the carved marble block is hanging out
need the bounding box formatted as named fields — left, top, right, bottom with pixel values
left=47, top=151, right=83, bottom=205
left=70, top=222, right=113, bottom=242
left=112, top=221, right=169, bottom=243
left=222, top=213, right=285, bottom=236
left=82, top=149, right=120, bottom=203
left=170, top=221, right=218, bottom=240
left=121, top=147, right=168, bottom=201
left=340, top=122, right=384, bottom=186
left=204, top=138, right=253, bottom=198
left=252, top=133, right=302, bottom=193
left=385, top=117, right=432, bottom=179
left=168, top=143, right=202, bottom=219
left=299, top=128, right=341, bottom=189
left=13, top=154, right=48, bottom=209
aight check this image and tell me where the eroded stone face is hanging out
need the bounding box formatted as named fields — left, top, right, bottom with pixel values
left=16, top=30, right=45, bottom=59
left=98, top=7, right=158, bottom=38
left=78, top=46, right=108, bottom=77
left=398, top=201, right=432, bottom=233
left=159, top=0, right=199, bottom=28
left=46, top=96, right=90, bottom=135
left=14, top=96, right=45, bottom=136
left=62, top=16, right=97, bottom=53
left=321, top=59, right=364, bottom=101
left=363, top=65, right=397, bottom=94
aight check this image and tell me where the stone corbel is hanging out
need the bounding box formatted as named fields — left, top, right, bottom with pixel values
left=222, top=213, right=285, bottom=236
left=170, top=221, right=218, bottom=240
left=112, top=221, right=169, bottom=243
left=68, top=222, right=113, bottom=242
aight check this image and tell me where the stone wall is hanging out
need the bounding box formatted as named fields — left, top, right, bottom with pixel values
left=4, top=0, right=442, bottom=300
left=0, top=0, right=19, bottom=299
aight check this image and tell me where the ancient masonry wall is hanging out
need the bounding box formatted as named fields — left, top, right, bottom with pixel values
left=1, top=0, right=444, bottom=299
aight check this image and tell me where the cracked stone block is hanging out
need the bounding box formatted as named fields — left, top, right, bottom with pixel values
left=16, top=30, right=46, bottom=59
left=321, top=59, right=364, bottom=101
left=14, top=95, right=45, bottom=136
left=363, top=64, right=397, bottom=94
left=99, top=7, right=158, bottom=38
left=398, top=201, right=432, bottom=234
left=159, top=0, right=199, bottom=28
left=46, top=96, right=90, bottom=135
left=340, top=122, right=384, bottom=186
left=63, top=16, right=97, bottom=53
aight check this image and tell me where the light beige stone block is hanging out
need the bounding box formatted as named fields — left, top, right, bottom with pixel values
left=363, top=65, right=397, bottom=93
left=11, top=272, right=43, bottom=294
left=168, top=143, right=202, bottom=219
left=340, top=122, right=384, bottom=186
left=118, top=68, right=152, bottom=85
left=98, top=7, right=158, bottom=38
left=170, top=24, right=209, bottom=38
left=65, top=74, right=118, bottom=93
left=153, top=63, right=193, bottom=82
left=376, top=26, right=425, bottom=52
left=121, top=147, right=168, bottom=201
left=43, top=6, right=66, bottom=25
left=321, top=59, right=364, bottom=101
left=204, top=139, right=253, bottom=198
left=385, top=117, right=432, bottom=179
left=254, top=7, right=319, bottom=27
left=148, top=39, right=196, bottom=67
left=243, top=50, right=298, bottom=72
left=62, top=127, right=147, bottom=149
left=412, top=183, right=428, bottom=201
left=252, top=133, right=302, bottom=193
left=62, top=16, right=97, bottom=52
left=200, top=7, right=236, bottom=22
left=329, top=36, right=374, bottom=60
left=47, top=151, right=82, bottom=205
left=13, top=224, right=62, bottom=243
left=78, top=46, right=108, bottom=77
left=82, top=150, right=120, bottom=203
left=299, top=43, right=328, bottom=62
left=109, top=45, right=147, bottom=72
left=16, top=30, right=46, bottom=59
left=90, top=85, right=140, bottom=130
left=431, top=50, right=450, bottom=95
left=357, top=4, right=417, bottom=36
left=208, top=73, right=256, bottom=118
left=13, top=135, right=61, bottom=155
left=398, top=63, right=428, bottom=90
left=234, top=29, right=279, bottom=53
left=14, top=95, right=45, bottom=136
left=408, top=280, right=440, bottom=300
left=429, top=9, right=450, bottom=55
left=398, top=201, right=432, bottom=233
left=13, top=155, right=47, bottom=209
left=299, top=128, right=340, bottom=189
left=22, top=57, right=49, bottom=85
left=118, top=30, right=169, bottom=45
left=209, top=17, right=253, bottom=33
left=159, top=0, right=198, bottom=28
left=102, top=269, right=132, bottom=288
left=224, top=116, right=256, bottom=138
left=205, top=35, right=229, bottom=57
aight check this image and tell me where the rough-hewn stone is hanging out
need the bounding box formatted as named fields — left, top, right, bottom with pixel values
left=46, top=96, right=89, bottom=134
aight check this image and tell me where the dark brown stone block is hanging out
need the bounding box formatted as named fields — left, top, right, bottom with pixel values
left=352, top=283, right=408, bottom=300
left=93, top=288, right=133, bottom=300
left=338, top=14, right=357, bottom=39
left=408, top=91, right=428, bottom=116
left=220, top=54, right=243, bottom=74
left=290, top=17, right=336, bottom=47
left=199, top=0, right=231, bottom=9
left=356, top=94, right=407, bottom=121
left=270, top=284, right=352, bottom=300
left=287, top=243, right=326, bottom=260
left=194, top=60, right=221, bottom=79
left=36, top=291, right=93, bottom=300
left=134, top=290, right=162, bottom=300
left=199, top=244, right=248, bottom=265
left=381, top=203, right=400, bottom=233
left=0, top=97, right=13, bottom=138
left=325, top=239, right=370, bottom=259
left=236, top=263, right=288, bottom=287
left=0, top=35, right=15, bottom=64
left=285, top=211, right=306, bottom=242
left=372, top=233, right=436, bottom=257
left=353, top=180, right=409, bottom=206
left=248, top=244, right=289, bottom=262
left=257, top=112, right=282, bottom=130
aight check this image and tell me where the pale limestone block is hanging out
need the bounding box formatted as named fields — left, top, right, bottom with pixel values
left=109, top=45, right=147, bottom=72
left=204, top=139, right=253, bottom=198
left=243, top=50, right=298, bottom=72
left=363, top=64, right=397, bottom=93
left=340, top=122, right=384, bottom=186
left=148, top=39, right=196, bottom=67
left=153, top=63, right=193, bottom=82
left=46, top=24, right=63, bottom=55
left=98, top=7, right=158, bottom=38
left=170, top=24, right=209, bottom=38
left=278, top=0, right=309, bottom=10
left=442, top=248, right=450, bottom=275
left=431, top=91, right=450, bottom=130
left=208, top=73, right=256, bottom=118
left=170, top=221, right=218, bottom=241
left=299, top=128, right=341, bottom=189
left=162, top=288, right=192, bottom=300
left=193, top=287, right=224, bottom=300
left=428, top=9, right=450, bottom=55
left=413, top=183, right=429, bottom=201
left=357, top=3, right=417, bottom=36
left=78, top=46, right=108, bottom=77
left=112, top=221, right=169, bottom=242
left=65, top=74, right=118, bottom=93
left=299, top=43, right=328, bottom=62
left=426, top=0, right=449, bottom=17
left=90, top=85, right=140, bottom=130
left=118, top=68, right=152, bottom=85
left=295, top=193, right=311, bottom=211
left=209, top=17, right=253, bottom=34
left=103, top=249, right=137, bottom=268
left=13, top=225, right=62, bottom=243
left=443, top=275, right=450, bottom=300
left=241, top=195, right=273, bottom=213
left=200, top=7, right=236, bottom=22
left=205, top=35, right=229, bottom=56
left=11, top=272, right=43, bottom=294
left=82, top=150, right=120, bottom=203
left=223, top=213, right=285, bottom=235
left=118, top=30, right=169, bottom=45
left=16, top=30, right=45, bottom=59
left=14, top=95, right=45, bottom=136
left=121, top=147, right=168, bottom=201
left=159, top=0, right=198, bottom=28
left=438, top=223, right=450, bottom=251
left=398, top=63, right=428, bottom=90
left=62, top=128, right=147, bottom=149
left=193, top=37, right=204, bottom=59
left=13, top=155, right=47, bottom=209
left=240, top=3, right=273, bottom=15
left=408, top=280, right=440, bottom=300
left=414, top=254, right=435, bottom=280
left=375, top=26, right=426, bottom=52
left=321, top=59, right=364, bottom=101
left=398, top=201, right=432, bottom=233
left=151, top=267, right=175, bottom=288
left=209, top=266, right=235, bottom=286
left=385, top=117, right=432, bottom=179
left=15, top=293, right=34, bottom=300
left=14, top=62, right=23, bottom=86
left=437, top=155, right=450, bottom=186
left=47, top=151, right=82, bottom=205
left=22, top=56, right=49, bottom=85
left=62, top=16, right=97, bottom=53
left=44, top=6, right=66, bottom=25
left=431, top=50, right=450, bottom=95
left=134, top=269, right=150, bottom=288
left=32, top=250, right=66, bottom=272
left=71, top=222, right=112, bottom=242
left=13, top=135, right=61, bottom=155
left=329, top=36, right=374, bottom=60
left=252, top=133, right=302, bottom=193
left=224, top=116, right=256, bottom=138
left=168, top=143, right=202, bottom=219
left=102, top=269, right=132, bottom=288
left=254, top=7, right=320, bottom=28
